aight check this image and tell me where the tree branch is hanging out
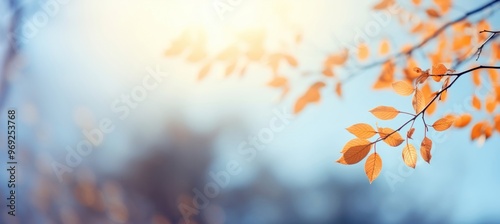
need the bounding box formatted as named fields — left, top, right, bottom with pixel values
left=345, top=0, right=500, bottom=82
left=371, top=65, right=500, bottom=146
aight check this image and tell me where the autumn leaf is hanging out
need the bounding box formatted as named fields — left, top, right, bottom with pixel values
left=470, top=122, right=485, bottom=140
left=373, top=0, right=395, bottom=10
left=225, top=60, right=237, bottom=77
left=412, top=89, right=426, bottom=113
left=267, top=76, right=288, bottom=87
left=197, top=63, right=212, bottom=81
left=452, top=35, right=472, bottom=50
left=380, top=40, right=390, bottom=55
left=341, top=138, right=371, bottom=153
left=485, top=95, right=497, bottom=113
left=378, top=127, right=404, bottom=147
left=370, top=106, right=400, bottom=120
left=346, top=123, right=376, bottom=139
left=358, top=44, right=369, bottom=60
left=472, top=69, right=481, bottom=86
left=365, top=153, right=382, bottom=183
left=484, top=124, right=493, bottom=139
left=407, top=128, right=415, bottom=139
left=454, top=114, right=472, bottom=128
left=426, top=8, right=441, bottom=18
left=402, top=143, right=418, bottom=168
left=420, top=137, right=433, bottom=163
left=432, top=63, right=447, bottom=76
left=433, top=0, right=452, bottom=13
left=335, top=82, right=342, bottom=97
left=294, top=82, right=325, bottom=114
left=337, top=141, right=372, bottom=165
left=472, top=95, right=481, bottom=110
left=432, top=115, right=455, bottom=131
left=495, top=115, right=500, bottom=132
left=392, top=81, right=415, bottom=96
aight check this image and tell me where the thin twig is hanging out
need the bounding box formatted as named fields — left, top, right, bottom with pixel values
left=344, top=0, right=500, bottom=83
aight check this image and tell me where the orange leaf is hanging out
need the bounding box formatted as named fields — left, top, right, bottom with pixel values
left=432, top=116, right=455, bottom=131
left=485, top=95, right=497, bottom=113
left=324, top=49, right=349, bottom=67
left=370, top=106, right=399, bottom=120
left=294, top=82, right=325, bottom=114
left=322, top=68, right=334, bottom=77
left=402, top=143, right=418, bottom=168
left=392, top=81, right=415, bottom=96
left=472, top=95, right=481, bottom=110
left=472, top=69, right=481, bottom=87
left=373, top=0, right=395, bottom=10
left=407, top=128, right=415, bottom=139
left=412, top=0, right=421, bottom=6
left=484, top=124, right=493, bottom=139
left=412, top=89, right=426, bottom=113
left=380, top=40, right=390, bottom=55
left=433, top=0, right=451, bottom=13
left=432, top=63, right=447, bottom=76
left=267, top=76, right=288, bottom=87
left=378, top=127, right=405, bottom=147
left=470, top=122, right=485, bottom=140
left=346, top=123, right=377, bottom=139
left=225, top=60, right=237, bottom=77
left=452, top=35, right=472, bottom=50
left=341, top=138, right=371, bottom=153
left=337, top=141, right=372, bottom=165
left=426, top=8, right=441, bottom=18
left=495, top=115, right=500, bottom=132
left=197, top=63, right=212, bottom=81
left=365, top=153, right=382, bottom=184
left=420, top=137, right=433, bottom=163
left=489, top=69, right=498, bottom=83
left=454, top=114, right=472, bottom=128
left=335, top=82, right=342, bottom=97
left=358, top=44, right=369, bottom=60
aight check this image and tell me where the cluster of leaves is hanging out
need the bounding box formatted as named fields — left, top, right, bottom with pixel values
left=163, top=0, right=500, bottom=183
left=337, top=63, right=500, bottom=183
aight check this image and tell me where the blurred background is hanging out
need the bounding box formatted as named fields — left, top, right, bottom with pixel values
left=0, top=0, right=500, bottom=223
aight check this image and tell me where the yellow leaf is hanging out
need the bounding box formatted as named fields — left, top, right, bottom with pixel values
left=454, top=114, right=472, bottom=128
left=365, top=153, right=382, bottom=184
left=380, top=40, right=390, bottom=55
left=420, top=137, right=433, bottom=163
left=370, top=106, right=399, bottom=120
left=378, top=127, right=405, bottom=147
left=341, top=138, right=371, bottom=153
left=432, top=116, right=455, bottom=131
left=337, top=142, right=372, bottom=165
left=392, top=81, right=415, bottom=96
left=412, top=89, right=426, bottom=113
left=358, top=44, right=369, bottom=61
left=402, top=143, right=417, bottom=168
left=346, top=123, right=376, bottom=139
